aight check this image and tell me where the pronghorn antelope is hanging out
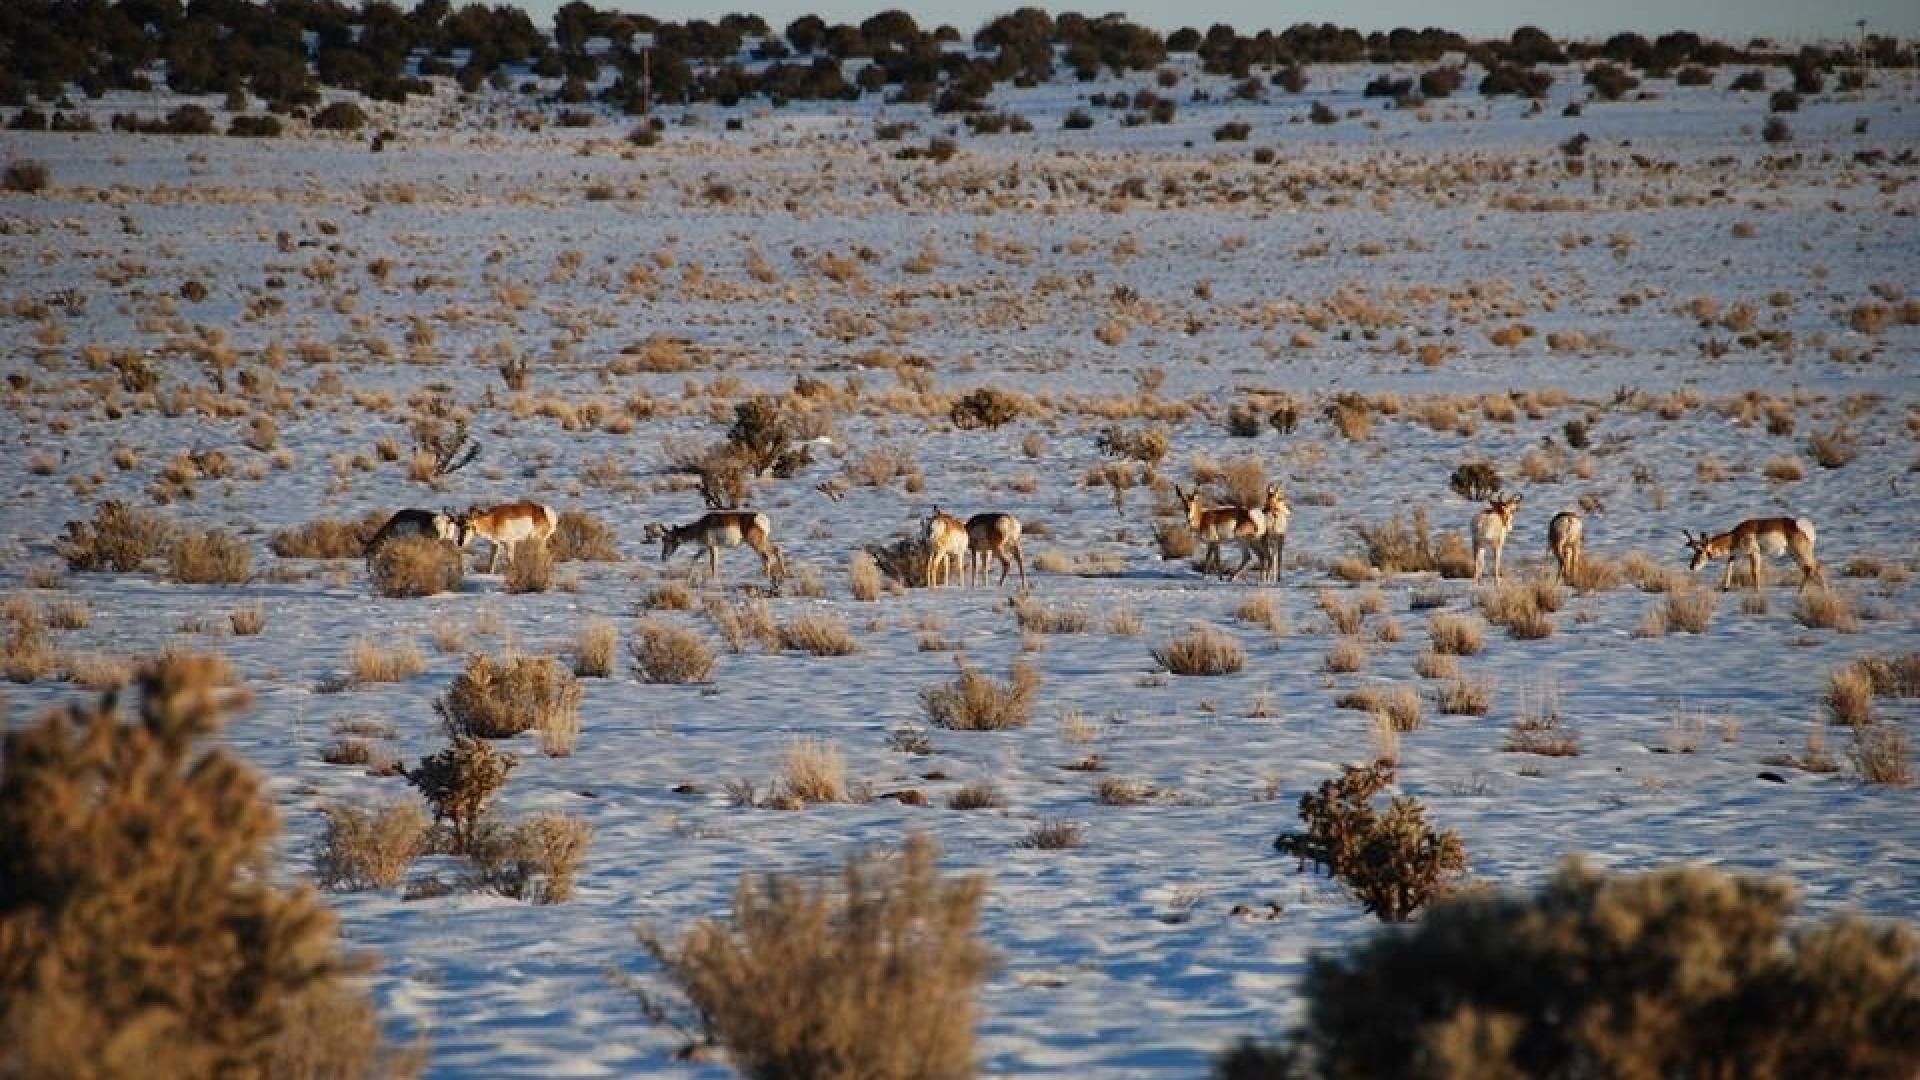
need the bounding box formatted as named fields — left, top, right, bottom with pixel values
left=1471, top=493, right=1523, bottom=584
left=923, top=507, right=970, bottom=588
left=365, top=508, right=469, bottom=561
left=465, top=501, right=558, bottom=573
left=1175, top=485, right=1267, bottom=582
left=965, top=512, right=1027, bottom=589
left=1259, top=485, right=1291, bottom=585
left=1547, top=511, right=1583, bottom=584
left=1684, top=517, right=1823, bottom=593
left=647, top=510, right=785, bottom=586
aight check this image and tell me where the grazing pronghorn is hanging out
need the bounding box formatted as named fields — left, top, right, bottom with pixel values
left=1684, top=517, right=1823, bottom=593
left=1547, top=511, right=1583, bottom=584
left=647, top=510, right=785, bottom=586
left=965, top=512, right=1027, bottom=589
left=365, top=508, right=469, bottom=560
left=1175, top=485, right=1267, bottom=582
left=1471, top=493, right=1523, bottom=584
left=1259, top=485, right=1291, bottom=585
left=923, top=507, right=970, bottom=588
left=465, top=500, right=558, bottom=573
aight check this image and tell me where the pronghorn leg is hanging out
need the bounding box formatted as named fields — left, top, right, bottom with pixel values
left=1270, top=534, right=1285, bottom=584
left=757, top=541, right=782, bottom=586
left=487, top=541, right=503, bottom=574
left=709, top=546, right=721, bottom=584
left=1720, top=557, right=1735, bottom=592
left=1230, top=542, right=1256, bottom=583
left=926, top=552, right=941, bottom=588
left=1472, top=544, right=1485, bottom=584
left=994, top=548, right=1011, bottom=586
left=1012, top=543, right=1027, bottom=589
left=1492, top=540, right=1505, bottom=583
left=1749, top=550, right=1763, bottom=593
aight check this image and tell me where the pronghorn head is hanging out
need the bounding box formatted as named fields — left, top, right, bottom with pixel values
left=645, top=522, right=677, bottom=559
left=1682, top=529, right=1711, bottom=571
left=442, top=508, right=473, bottom=547
left=923, top=506, right=943, bottom=541
left=1174, top=485, right=1202, bottom=525
left=1264, top=484, right=1289, bottom=513
left=1489, top=492, right=1522, bottom=522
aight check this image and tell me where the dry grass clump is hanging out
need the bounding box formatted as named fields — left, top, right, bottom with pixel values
left=1850, top=726, right=1912, bottom=787
left=268, top=514, right=384, bottom=558
left=1763, top=456, right=1806, bottom=482
left=574, top=617, right=617, bottom=677
left=438, top=653, right=582, bottom=741
left=2, top=601, right=57, bottom=683
left=922, top=661, right=1041, bottom=730
left=1318, top=590, right=1365, bottom=635
left=503, top=541, right=554, bottom=594
left=473, top=813, right=592, bottom=904
left=1274, top=762, right=1466, bottom=922
left=1235, top=592, right=1286, bottom=633
left=849, top=552, right=885, bottom=601
left=1664, top=588, right=1717, bottom=634
left=369, top=536, right=463, bottom=597
left=1793, top=588, right=1858, bottom=632
left=229, top=605, right=265, bottom=636
left=548, top=510, right=622, bottom=561
left=643, top=581, right=696, bottom=610
left=1504, top=688, right=1579, bottom=756
left=1806, top=425, right=1858, bottom=469
left=313, top=800, right=429, bottom=890
left=349, top=637, right=426, bottom=685
left=640, top=835, right=989, bottom=1077
left=1340, top=685, right=1423, bottom=732
left=772, top=737, right=848, bottom=805
left=779, top=614, right=861, bottom=656
left=1825, top=665, right=1875, bottom=727
left=1353, top=507, right=1442, bottom=575
left=1095, top=776, right=1154, bottom=806
left=1413, top=650, right=1458, bottom=680
left=1621, top=551, right=1687, bottom=593
left=1564, top=551, right=1624, bottom=593
left=59, top=500, right=174, bottom=571
left=1324, top=638, right=1369, bottom=674
left=1019, top=819, right=1084, bottom=849
left=0, top=654, right=402, bottom=1077
left=1223, top=859, right=1920, bottom=1075
left=1014, top=600, right=1091, bottom=634
left=1437, top=677, right=1494, bottom=716
left=1850, top=653, right=1920, bottom=698
left=630, top=618, right=716, bottom=683
left=1477, top=580, right=1556, bottom=639
left=166, top=529, right=253, bottom=584
left=1153, top=626, right=1246, bottom=676
left=1427, top=614, right=1486, bottom=656
left=43, top=601, right=89, bottom=630
left=1106, top=606, right=1143, bottom=636
left=947, top=782, right=1003, bottom=810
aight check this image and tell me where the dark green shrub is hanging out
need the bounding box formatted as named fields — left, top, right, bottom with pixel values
left=1222, top=859, right=1920, bottom=1078
left=1273, top=762, right=1466, bottom=921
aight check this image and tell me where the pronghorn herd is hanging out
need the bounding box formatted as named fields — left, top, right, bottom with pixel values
left=362, top=481, right=1825, bottom=601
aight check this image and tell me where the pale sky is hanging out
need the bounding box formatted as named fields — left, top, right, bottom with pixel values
left=514, top=0, right=1916, bottom=43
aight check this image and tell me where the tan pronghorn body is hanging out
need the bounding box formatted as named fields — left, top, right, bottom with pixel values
left=1685, top=517, right=1822, bottom=593
left=1176, top=485, right=1267, bottom=582
left=923, top=508, right=970, bottom=588
left=1471, top=493, right=1523, bottom=584
left=1547, top=511, right=1583, bottom=584
left=648, top=510, right=784, bottom=586
left=365, top=508, right=469, bottom=562
left=1259, top=485, right=1291, bottom=585
left=965, top=512, right=1027, bottom=588
left=465, top=501, right=558, bottom=573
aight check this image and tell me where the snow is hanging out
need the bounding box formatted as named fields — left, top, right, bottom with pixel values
left=2, top=59, right=1916, bottom=1075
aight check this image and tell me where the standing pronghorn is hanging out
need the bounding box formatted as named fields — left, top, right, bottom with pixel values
left=647, top=510, right=785, bottom=586
left=464, top=501, right=558, bottom=573
left=1471, top=493, right=1523, bottom=584
left=923, top=507, right=970, bottom=588
left=1547, top=511, right=1583, bottom=584
left=1259, top=484, right=1291, bottom=585
left=365, top=508, right=470, bottom=562
left=965, top=512, right=1027, bottom=589
left=1684, top=517, right=1823, bottom=593
left=1175, top=485, right=1267, bottom=582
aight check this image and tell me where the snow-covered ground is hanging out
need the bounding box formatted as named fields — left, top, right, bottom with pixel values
left=2, top=59, right=1916, bottom=1075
